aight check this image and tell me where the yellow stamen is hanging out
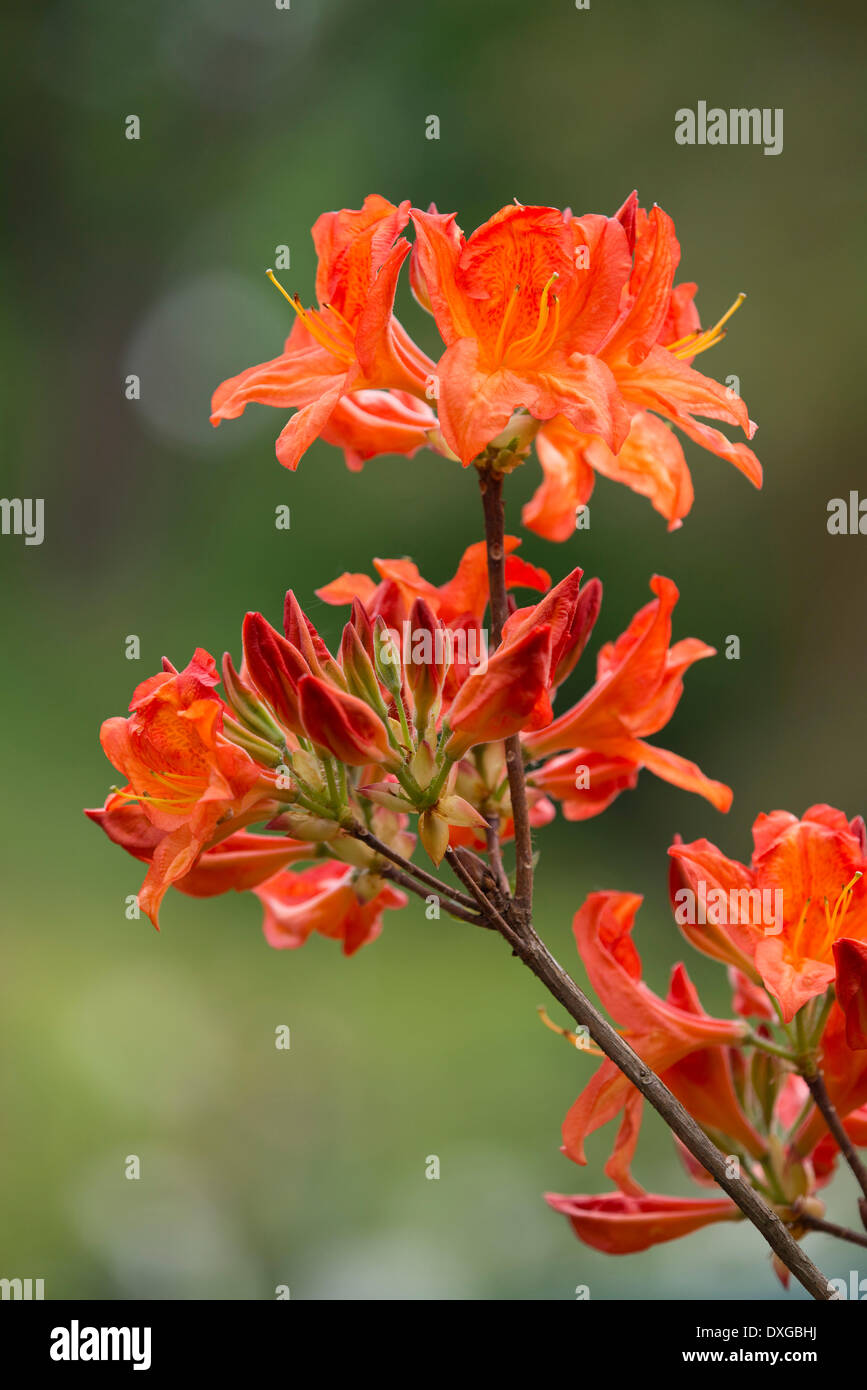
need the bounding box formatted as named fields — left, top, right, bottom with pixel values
left=112, top=787, right=191, bottom=814
left=511, top=272, right=560, bottom=360
left=536, top=292, right=561, bottom=358
left=265, top=269, right=354, bottom=362
left=670, top=292, right=746, bottom=360
left=818, top=872, right=862, bottom=956
left=493, top=283, right=522, bottom=363
left=321, top=300, right=356, bottom=334
left=537, top=1005, right=604, bottom=1056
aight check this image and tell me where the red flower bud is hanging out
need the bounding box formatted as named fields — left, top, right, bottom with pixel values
left=445, top=624, right=553, bottom=759
left=297, top=674, right=395, bottom=767
left=405, top=597, right=445, bottom=727
left=242, top=612, right=311, bottom=737
left=284, top=590, right=344, bottom=686
left=554, top=575, right=602, bottom=686
left=221, top=651, right=286, bottom=746
left=834, top=938, right=867, bottom=1050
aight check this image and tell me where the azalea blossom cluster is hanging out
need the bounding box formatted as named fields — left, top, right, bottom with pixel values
left=547, top=808, right=867, bottom=1278
left=88, top=537, right=727, bottom=948
left=210, top=192, right=761, bottom=532
left=89, top=193, right=866, bottom=1298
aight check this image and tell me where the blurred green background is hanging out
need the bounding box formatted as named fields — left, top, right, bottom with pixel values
left=2, top=0, right=866, bottom=1300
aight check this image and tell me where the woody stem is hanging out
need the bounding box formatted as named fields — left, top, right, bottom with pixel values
left=443, top=847, right=524, bottom=948
left=507, top=919, right=834, bottom=1300
left=485, top=814, right=511, bottom=897
left=478, top=465, right=534, bottom=918
left=347, top=824, right=477, bottom=912
left=378, top=864, right=488, bottom=928
left=803, top=1070, right=867, bottom=1218
left=796, top=1212, right=867, bottom=1250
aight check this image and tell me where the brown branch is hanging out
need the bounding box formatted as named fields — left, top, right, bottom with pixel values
left=485, top=814, right=510, bottom=898
left=347, top=824, right=477, bottom=911
left=478, top=465, right=534, bottom=917
left=796, top=1208, right=867, bottom=1251
left=378, top=864, right=487, bottom=927
left=803, top=1071, right=867, bottom=1224
left=444, top=846, right=523, bottom=949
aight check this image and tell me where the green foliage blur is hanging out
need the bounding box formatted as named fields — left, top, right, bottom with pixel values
left=2, top=0, right=865, bottom=1299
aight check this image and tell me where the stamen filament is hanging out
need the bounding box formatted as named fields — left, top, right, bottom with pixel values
left=537, top=1005, right=604, bottom=1056
left=493, top=283, right=521, bottom=363
left=265, top=269, right=354, bottom=362
left=511, top=272, right=560, bottom=360
left=670, top=292, right=746, bottom=360
left=819, top=872, right=862, bottom=956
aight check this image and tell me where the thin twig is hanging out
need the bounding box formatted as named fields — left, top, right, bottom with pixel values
left=485, top=814, right=511, bottom=897
left=379, top=864, right=488, bottom=928
left=478, top=466, right=534, bottom=917
left=348, top=824, right=477, bottom=911
left=444, top=846, right=523, bottom=949
left=804, top=1071, right=867, bottom=1222
left=796, top=1209, right=867, bottom=1250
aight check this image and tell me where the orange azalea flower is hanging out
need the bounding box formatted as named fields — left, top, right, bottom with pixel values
left=94, top=650, right=280, bottom=925
left=545, top=1190, right=739, bottom=1255
left=254, top=861, right=406, bottom=956
left=523, top=194, right=762, bottom=537
left=529, top=749, right=640, bottom=821
left=525, top=409, right=695, bottom=539
left=316, top=536, right=550, bottom=627
left=670, top=805, right=867, bottom=1022
left=561, top=892, right=747, bottom=1189
left=523, top=575, right=732, bottom=813
left=86, top=801, right=314, bottom=897
left=321, top=389, right=437, bottom=472
left=411, top=202, right=633, bottom=464
left=211, top=196, right=435, bottom=470
left=663, top=963, right=766, bottom=1159
left=548, top=1066, right=849, bottom=1264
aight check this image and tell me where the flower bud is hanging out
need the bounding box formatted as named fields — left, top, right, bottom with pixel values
left=833, top=938, right=867, bottom=1050
left=340, top=621, right=388, bottom=715
left=298, top=674, right=397, bottom=768
left=284, top=590, right=346, bottom=688
left=373, top=616, right=403, bottom=696
left=221, top=715, right=284, bottom=769
left=419, top=808, right=449, bottom=866
left=242, top=611, right=311, bottom=737
left=221, top=652, right=286, bottom=746
left=405, top=597, right=445, bottom=730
